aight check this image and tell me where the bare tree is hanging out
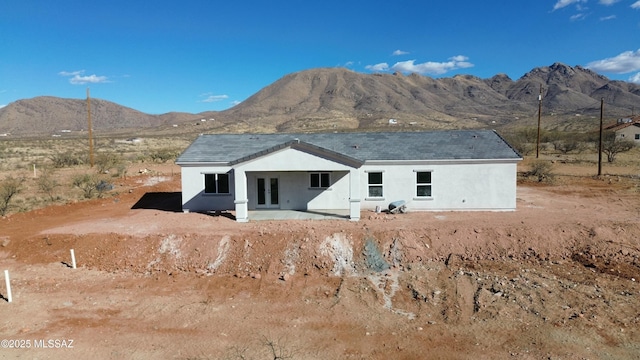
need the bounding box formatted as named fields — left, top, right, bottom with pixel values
left=37, top=168, right=60, bottom=202
left=0, top=176, right=23, bottom=216
left=601, top=132, right=635, bottom=163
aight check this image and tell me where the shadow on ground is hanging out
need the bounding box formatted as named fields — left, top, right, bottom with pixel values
left=131, top=192, right=182, bottom=212
left=131, top=192, right=236, bottom=220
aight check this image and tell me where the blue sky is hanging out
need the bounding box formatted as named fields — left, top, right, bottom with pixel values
left=1, top=0, right=640, bottom=114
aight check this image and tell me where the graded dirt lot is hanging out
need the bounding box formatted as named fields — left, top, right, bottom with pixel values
left=1, top=164, right=639, bottom=359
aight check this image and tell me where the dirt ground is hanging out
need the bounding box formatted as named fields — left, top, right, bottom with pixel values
left=1, top=163, right=639, bottom=359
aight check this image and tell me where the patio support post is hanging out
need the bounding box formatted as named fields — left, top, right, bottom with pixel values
left=349, top=168, right=361, bottom=221
left=234, top=169, right=249, bottom=222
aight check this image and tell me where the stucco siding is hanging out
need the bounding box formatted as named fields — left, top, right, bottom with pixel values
left=245, top=171, right=350, bottom=210
left=359, top=162, right=517, bottom=211
left=235, top=147, right=355, bottom=172
left=616, top=125, right=640, bottom=143
left=181, top=165, right=235, bottom=212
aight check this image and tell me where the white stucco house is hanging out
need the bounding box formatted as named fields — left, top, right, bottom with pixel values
left=606, top=117, right=640, bottom=143
left=175, top=130, right=522, bottom=222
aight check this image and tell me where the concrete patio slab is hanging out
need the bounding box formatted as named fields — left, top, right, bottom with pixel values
left=248, top=209, right=350, bottom=221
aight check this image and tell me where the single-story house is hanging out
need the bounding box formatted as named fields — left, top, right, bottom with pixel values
left=605, top=117, right=640, bottom=143
left=175, top=130, right=522, bottom=222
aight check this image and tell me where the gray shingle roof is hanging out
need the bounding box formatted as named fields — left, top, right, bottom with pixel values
left=176, top=130, right=522, bottom=164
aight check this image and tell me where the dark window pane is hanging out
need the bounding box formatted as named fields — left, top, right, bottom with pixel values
left=368, top=185, right=383, bottom=197
left=310, top=173, right=320, bottom=188
left=218, top=174, right=229, bottom=193
left=204, top=174, right=216, bottom=193
left=257, top=178, right=265, bottom=205
left=270, top=178, right=279, bottom=205
left=417, top=185, right=432, bottom=197
left=368, top=172, right=382, bottom=184
left=416, top=171, right=431, bottom=184
left=320, top=173, right=330, bottom=187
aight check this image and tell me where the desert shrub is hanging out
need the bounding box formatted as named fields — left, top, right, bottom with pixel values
left=552, top=139, right=582, bottom=154
left=0, top=175, right=23, bottom=215
left=37, top=168, right=60, bottom=202
left=115, top=163, right=128, bottom=178
left=501, top=128, right=538, bottom=155
left=72, top=174, right=112, bottom=199
left=523, top=160, right=555, bottom=183
left=547, top=131, right=590, bottom=154
left=51, top=152, right=83, bottom=168
left=149, top=148, right=179, bottom=163
left=94, top=152, right=122, bottom=174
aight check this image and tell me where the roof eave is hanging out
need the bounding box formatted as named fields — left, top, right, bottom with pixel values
left=364, top=158, right=522, bottom=165
left=175, top=161, right=230, bottom=166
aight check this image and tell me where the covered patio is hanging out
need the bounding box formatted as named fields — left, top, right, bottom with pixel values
left=247, top=209, right=351, bottom=221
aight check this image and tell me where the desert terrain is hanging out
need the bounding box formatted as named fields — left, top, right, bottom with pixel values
left=1, top=160, right=639, bottom=359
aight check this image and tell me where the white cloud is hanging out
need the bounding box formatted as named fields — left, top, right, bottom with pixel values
left=58, top=70, right=84, bottom=76
left=632, top=1, right=640, bottom=9
left=392, top=50, right=409, bottom=56
left=365, top=62, right=389, bottom=72
left=230, top=100, right=241, bottom=106
left=570, top=13, right=588, bottom=21
left=553, top=0, right=586, bottom=11
left=389, top=56, right=474, bottom=75
left=586, top=49, right=640, bottom=73
left=70, top=75, right=108, bottom=84
left=199, top=94, right=229, bottom=103
left=599, top=0, right=620, bottom=5
left=629, top=73, right=640, bottom=84
left=59, top=70, right=109, bottom=85
left=0, top=104, right=5, bottom=109
left=599, top=15, right=616, bottom=20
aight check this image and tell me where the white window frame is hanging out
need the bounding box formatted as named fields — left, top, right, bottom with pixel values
left=414, top=170, right=433, bottom=199
left=366, top=171, right=384, bottom=199
left=309, top=172, right=331, bottom=189
left=204, top=173, right=230, bottom=194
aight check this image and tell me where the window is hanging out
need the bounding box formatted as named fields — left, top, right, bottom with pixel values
left=635, top=134, right=640, bottom=140
left=204, top=173, right=230, bottom=194
left=367, top=172, right=383, bottom=197
left=416, top=171, right=432, bottom=197
left=310, top=172, right=330, bottom=188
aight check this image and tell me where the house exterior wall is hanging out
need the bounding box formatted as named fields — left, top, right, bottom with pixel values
left=181, top=148, right=355, bottom=213
left=245, top=171, right=350, bottom=210
left=236, top=147, right=355, bottom=211
left=234, top=147, right=356, bottom=172
left=180, top=165, right=235, bottom=212
left=180, top=148, right=519, bottom=215
left=360, top=161, right=518, bottom=211
left=616, top=125, right=640, bottom=143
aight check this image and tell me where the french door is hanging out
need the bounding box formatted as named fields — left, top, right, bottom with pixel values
left=256, top=177, right=279, bottom=208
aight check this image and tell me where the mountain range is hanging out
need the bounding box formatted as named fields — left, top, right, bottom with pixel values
left=1, top=62, right=639, bottom=137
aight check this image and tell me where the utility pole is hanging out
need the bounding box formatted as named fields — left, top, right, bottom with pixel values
left=597, top=98, right=604, bottom=176
left=536, top=84, right=542, bottom=158
left=87, top=88, right=94, bottom=168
